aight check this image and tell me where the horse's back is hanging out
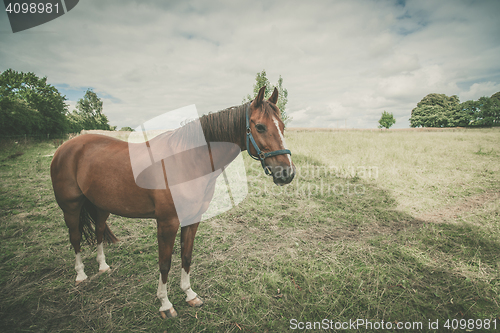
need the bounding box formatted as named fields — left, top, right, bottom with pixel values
left=51, top=134, right=126, bottom=181
left=51, top=135, right=129, bottom=208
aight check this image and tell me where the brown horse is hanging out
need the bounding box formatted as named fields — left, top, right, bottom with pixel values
left=50, top=86, right=295, bottom=318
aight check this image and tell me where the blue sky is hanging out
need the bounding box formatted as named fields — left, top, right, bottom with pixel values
left=1, top=0, right=499, bottom=129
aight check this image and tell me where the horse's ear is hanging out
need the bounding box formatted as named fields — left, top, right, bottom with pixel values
left=252, top=86, right=266, bottom=108
left=268, top=87, right=278, bottom=105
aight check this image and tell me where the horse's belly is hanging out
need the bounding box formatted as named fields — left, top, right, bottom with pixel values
left=77, top=149, right=158, bottom=218
left=83, top=177, right=156, bottom=218
left=167, top=172, right=218, bottom=225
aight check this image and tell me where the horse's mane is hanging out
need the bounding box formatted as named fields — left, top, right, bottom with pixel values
left=198, top=102, right=248, bottom=144
left=172, top=101, right=281, bottom=143
left=165, top=100, right=281, bottom=149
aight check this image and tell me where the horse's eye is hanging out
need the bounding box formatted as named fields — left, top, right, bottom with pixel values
left=256, top=124, right=266, bottom=133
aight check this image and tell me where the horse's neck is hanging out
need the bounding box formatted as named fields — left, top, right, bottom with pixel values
left=143, top=106, right=246, bottom=167
left=208, top=142, right=241, bottom=170
left=144, top=117, right=243, bottom=167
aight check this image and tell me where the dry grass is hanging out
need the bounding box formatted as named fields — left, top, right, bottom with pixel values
left=287, top=128, right=500, bottom=215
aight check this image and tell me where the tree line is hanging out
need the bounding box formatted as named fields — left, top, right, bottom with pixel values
left=1, top=69, right=292, bottom=137
left=0, top=69, right=113, bottom=137
left=409, top=92, right=500, bottom=128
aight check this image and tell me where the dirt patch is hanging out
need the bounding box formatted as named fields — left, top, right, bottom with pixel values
left=417, top=191, right=500, bottom=223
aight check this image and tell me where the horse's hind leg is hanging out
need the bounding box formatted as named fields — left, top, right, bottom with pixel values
left=94, top=208, right=111, bottom=273
left=180, top=222, right=203, bottom=307
left=63, top=209, right=87, bottom=284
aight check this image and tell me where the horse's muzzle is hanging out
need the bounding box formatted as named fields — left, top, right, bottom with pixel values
left=272, top=165, right=296, bottom=186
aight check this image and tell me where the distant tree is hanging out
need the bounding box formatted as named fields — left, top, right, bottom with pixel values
left=410, top=91, right=500, bottom=128
left=455, top=92, right=500, bottom=127
left=67, top=89, right=113, bottom=132
left=489, top=91, right=500, bottom=126
left=476, top=96, right=499, bottom=127
left=119, top=126, right=134, bottom=131
left=0, top=69, right=68, bottom=135
left=410, top=93, right=460, bottom=127
left=378, top=111, right=396, bottom=129
left=243, top=70, right=291, bottom=126
left=453, top=100, right=478, bottom=127
left=244, top=70, right=271, bottom=101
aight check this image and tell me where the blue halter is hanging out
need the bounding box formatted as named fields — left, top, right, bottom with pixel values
left=245, top=102, right=292, bottom=176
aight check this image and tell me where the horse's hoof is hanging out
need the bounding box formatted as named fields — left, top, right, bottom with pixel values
left=187, top=296, right=204, bottom=308
left=75, top=279, right=86, bottom=286
left=159, top=308, right=177, bottom=319
left=99, top=267, right=110, bottom=273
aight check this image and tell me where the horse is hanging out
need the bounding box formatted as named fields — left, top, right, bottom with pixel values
left=50, top=86, right=295, bottom=318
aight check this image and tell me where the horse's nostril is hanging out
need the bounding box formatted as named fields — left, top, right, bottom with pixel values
left=282, top=169, right=288, bottom=178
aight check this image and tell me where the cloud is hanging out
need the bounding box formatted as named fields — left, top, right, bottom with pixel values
left=1, top=0, right=499, bottom=130
left=459, top=82, right=500, bottom=102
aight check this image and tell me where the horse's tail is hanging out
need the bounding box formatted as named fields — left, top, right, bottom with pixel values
left=79, top=199, right=119, bottom=245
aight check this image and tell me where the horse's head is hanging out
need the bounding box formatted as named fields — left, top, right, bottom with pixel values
left=246, top=86, right=296, bottom=186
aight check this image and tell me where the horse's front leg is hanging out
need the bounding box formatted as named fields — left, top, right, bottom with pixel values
left=180, top=222, right=204, bottom=307
left=157, top=217, right=180, bottom=319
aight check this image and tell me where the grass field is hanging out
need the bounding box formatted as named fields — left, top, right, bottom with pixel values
left=1, top=128, right=499, bottom=332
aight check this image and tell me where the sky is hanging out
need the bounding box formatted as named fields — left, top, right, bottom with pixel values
left=1, top=0, right=499, bottom=129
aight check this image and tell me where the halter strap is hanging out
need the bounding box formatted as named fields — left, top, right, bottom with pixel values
left=245, top=102, right=292, bottom=176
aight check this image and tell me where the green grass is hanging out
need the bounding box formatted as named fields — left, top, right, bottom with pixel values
left=1, top=129, right=499, bottom=332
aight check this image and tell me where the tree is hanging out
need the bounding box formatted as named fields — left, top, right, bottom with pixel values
left=489, top=92, right=500, bottom=126
left=476, top=96, right=500, bottom=127
left=452, top=92, right=500, bottom=127
left=475, top=96, right=490, bottom=126
left=410, top=91, right=500, bottom=128
left=119, top=126, right=134, bottom=131
left=378, top=111, right=396, bottom=129
left=243, top=70, right=291, bottom=126
left=452, top=100, right=477, bottom=127
left=67, top=89, right=113, bottom=132
left=0, top=98, right=43, bottom=136
left=0, top=69, right=68, bottom=135
left=410, top=93, right=460, bottom=127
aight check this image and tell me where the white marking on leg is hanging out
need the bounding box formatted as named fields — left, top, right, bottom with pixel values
left=180, top=267, right=197, bottom=302
left=157, top=274, right=173, bottom=311
left=273, top=116, right=292, bottom=165
left=75, top=252, right=87, bottom=282
left=96, top=243, right=110, bottom=272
